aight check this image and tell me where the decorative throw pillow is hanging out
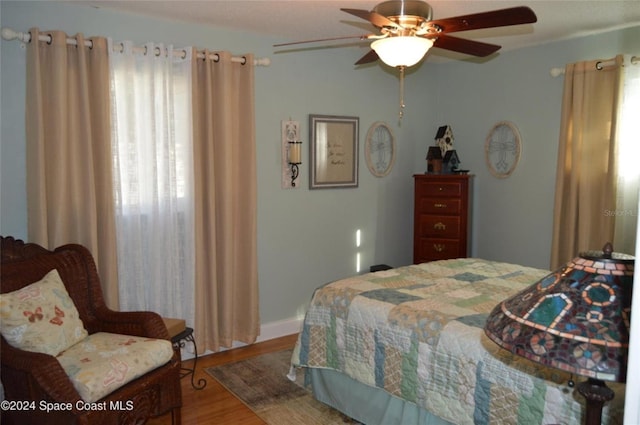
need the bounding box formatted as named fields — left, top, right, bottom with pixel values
left=0, top=269, right=88, bottom=356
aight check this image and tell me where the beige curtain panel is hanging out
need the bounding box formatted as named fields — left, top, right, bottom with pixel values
left=551, top=55, right=623, bottom=269
left=24, top=29, right=260, bottom=349
left=25, top=28, right=120, bottom=309
left=191, top=50, right=260, bottom=351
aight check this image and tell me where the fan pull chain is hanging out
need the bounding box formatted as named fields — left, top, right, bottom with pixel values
left=398, top=66, right=406, bottom=119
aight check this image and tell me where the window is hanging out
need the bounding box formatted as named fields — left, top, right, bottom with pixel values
left=109, top=43, right=195, bottom=326
left=614, top=59, right=640, bottom=254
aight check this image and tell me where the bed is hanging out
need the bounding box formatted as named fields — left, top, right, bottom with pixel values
left=290, top=258, right=625, bottom=425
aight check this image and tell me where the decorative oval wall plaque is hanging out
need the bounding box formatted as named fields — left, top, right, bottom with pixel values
left=365, top=121, right=396, bottom=177
left=485, top=121, right=521, bottom=178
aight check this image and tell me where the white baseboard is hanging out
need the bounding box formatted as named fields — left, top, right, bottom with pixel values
left=181, top=316, right=303, bottom=360
left=255, top=316, right=304, bottom=343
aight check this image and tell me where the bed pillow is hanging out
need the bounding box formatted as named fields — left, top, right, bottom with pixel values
left=0, top=269, right=88, bottom=356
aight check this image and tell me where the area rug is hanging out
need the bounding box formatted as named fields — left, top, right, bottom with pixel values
left=205, top=349, right=358, bottom=425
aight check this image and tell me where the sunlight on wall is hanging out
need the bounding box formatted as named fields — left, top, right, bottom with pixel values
left=355, top=229, right=362, bottom=273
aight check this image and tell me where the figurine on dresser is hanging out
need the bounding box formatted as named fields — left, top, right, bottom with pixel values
left=428, top=125, right=468, bottom=174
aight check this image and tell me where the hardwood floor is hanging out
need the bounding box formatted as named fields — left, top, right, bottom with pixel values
left=147, top=333, right=299, bottom=425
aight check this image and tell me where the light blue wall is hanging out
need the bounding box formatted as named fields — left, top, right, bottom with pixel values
left=0, top=1, right=426, bottom=324
left=417, top=26, right=640, bottom=268
left=1, top=1, right=638, bottom=326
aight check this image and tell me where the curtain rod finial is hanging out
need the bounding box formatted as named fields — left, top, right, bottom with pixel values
left=550, top=67, right=565, bottom=77
left=1, top=27, right=30, bottom=43
left=1, top=27, right=18, bottom=40
left=255, top=57, right=271, bottom=67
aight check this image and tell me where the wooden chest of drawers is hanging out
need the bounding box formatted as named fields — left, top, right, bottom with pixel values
left=413, top=174, right=472, bottom=263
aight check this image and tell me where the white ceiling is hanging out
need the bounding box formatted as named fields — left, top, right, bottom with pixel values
left=74, top=1, right=640, bottom=60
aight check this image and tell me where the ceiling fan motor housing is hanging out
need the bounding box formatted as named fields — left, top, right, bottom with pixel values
left=373, top=0, right=433, bottom=30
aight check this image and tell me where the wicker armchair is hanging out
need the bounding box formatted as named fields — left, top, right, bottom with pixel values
left=0, top=236, right=182, bottom=425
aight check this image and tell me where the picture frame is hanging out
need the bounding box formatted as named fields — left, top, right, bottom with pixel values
left=309, top=114, right=359, bottom=189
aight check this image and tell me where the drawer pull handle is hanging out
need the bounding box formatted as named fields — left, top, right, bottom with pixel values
left=439, top=187, right=444, bottom=191
left=434, top=203, right=447, bottom=208
left=434, top=222, right=446, bottom=230
left=433, top=244, right=445, bottom=252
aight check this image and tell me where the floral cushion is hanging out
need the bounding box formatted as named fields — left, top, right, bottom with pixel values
left=0, top=269, right=88, bottom=356
left=56, top=332, right=174, bottom=402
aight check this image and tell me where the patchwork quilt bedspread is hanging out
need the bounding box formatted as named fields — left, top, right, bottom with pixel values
left=291, top=258, right=625, bottom=425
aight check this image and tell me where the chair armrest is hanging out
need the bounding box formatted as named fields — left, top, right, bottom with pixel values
left=1, top=339, right=81, bottom=403
left=89, top=308, right=170, bottom=340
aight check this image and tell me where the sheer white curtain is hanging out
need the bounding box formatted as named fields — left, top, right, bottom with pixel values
left=108, top=40, right=195, bottom=326
left=614, top=57, right=640, bottom=255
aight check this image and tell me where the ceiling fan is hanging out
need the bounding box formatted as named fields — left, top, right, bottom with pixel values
left=274, top=0, right=537, bottom=117
left=274, top=0, right=537, bottom=67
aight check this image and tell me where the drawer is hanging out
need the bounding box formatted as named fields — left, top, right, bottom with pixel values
left=417, top=180, right=463, bottom=197
left=417, top=197, right=462, bottom=215
left=415, top=238, right=462, bottom=262
left=418, top=215, right=461, bottom=238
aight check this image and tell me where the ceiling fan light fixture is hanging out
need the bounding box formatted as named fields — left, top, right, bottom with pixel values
left=371, top=36, right=433, bottom=67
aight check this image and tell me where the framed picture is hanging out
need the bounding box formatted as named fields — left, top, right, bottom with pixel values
left=309, top=114, right=359, bottom=189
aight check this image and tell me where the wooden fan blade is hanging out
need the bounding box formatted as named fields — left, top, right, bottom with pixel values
left=430, top=6, right=537, bottom=33
left=274, top=34, right=373, bottom=47
left=341, top=8, right=402, bottom=29
left=355, top=49, right=380, bottom=65
left=433, top=34, right=501, bottom=57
